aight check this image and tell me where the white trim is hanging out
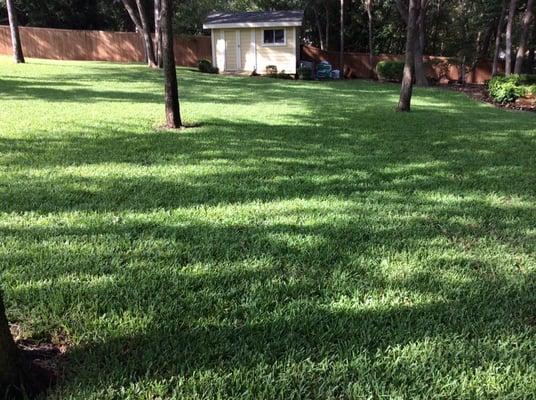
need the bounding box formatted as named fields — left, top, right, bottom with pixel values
left=236, top=30, right=241, bottom=70
left=211, top=30, right=216, bottom=65
left=203, top=21, right=301, bottom=29
left=261, top=28, right=286, bottom=47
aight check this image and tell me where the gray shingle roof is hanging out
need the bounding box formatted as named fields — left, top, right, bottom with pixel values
left=204, top=10, right=304, bottom=27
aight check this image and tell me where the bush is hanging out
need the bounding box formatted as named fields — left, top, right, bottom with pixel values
left=488, top=75, right=527, bottom=103
left=198, top=59, right=218, bottom=74
left=527, top=84, right=536, bottom=96
left=518, top=74, right=536, bottom=84
left=376, top=60, right=405, bottom=82
left=298, top=66, right=313, bottom=80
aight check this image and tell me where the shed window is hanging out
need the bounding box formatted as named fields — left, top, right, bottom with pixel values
left=263, top=29, right=285, bottom=45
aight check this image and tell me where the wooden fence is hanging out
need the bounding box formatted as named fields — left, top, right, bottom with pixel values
left=0, top=25, right=211, bottom=66
left=301, top=45, right=501, bottom=84
left=0, top=26, right=499, bottom=83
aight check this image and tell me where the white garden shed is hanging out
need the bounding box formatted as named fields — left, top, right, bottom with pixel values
left=203, top=10, right=303, bottom=75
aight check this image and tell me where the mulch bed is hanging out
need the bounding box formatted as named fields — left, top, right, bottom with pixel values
left=442, top=83, right=536, bottom=112
left=9, top=323, right=70, bottom=398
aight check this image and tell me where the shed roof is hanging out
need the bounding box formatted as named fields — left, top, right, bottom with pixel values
left=203, top=10, right=304, bottom=29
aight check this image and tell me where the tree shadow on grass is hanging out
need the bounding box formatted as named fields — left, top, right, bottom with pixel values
left=1, top=107, right=535, bottom=214
left=7, top=219, right=534, bottom=398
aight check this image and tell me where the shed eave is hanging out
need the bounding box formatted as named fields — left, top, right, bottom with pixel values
left=203, top=21, right=302, bottom=29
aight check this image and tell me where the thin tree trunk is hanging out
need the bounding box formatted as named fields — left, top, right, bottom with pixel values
left=161, top=0, right=182, bottom=128
left=492, top=0, right=508, bottom=75
left=505, top=0, right=518, bottom=75
left=398, top=0, right=421, bottom=112
left=121, top=0, right=143, bottom=34
left=395, top=0, right=409, bottom=22
left=325, top=2, right=330, bottom=50
left=313, top=7, right=325, bottom=50
left=0, top=292, right=25, bottom=397
left=121, top=0, right=145, bottom=60
left=121, top=0, right=155, bottom=67
left=135, top=0, right=157, bottom=68
left=154, top=0, right=163, bottom=68
left=466, top=24, right=494, bottom=81
left=529, top=27, right=536, bottom=72
left=365, top=0, right=374, bottom=70
left=514, top=0, right=534, bottom=73
left=6, top=0, right=25, bottom=63
left=340, top=0, right=344, bottom=75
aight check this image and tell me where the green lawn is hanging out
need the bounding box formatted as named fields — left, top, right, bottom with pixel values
left=1, top=56, right=535, bottom=399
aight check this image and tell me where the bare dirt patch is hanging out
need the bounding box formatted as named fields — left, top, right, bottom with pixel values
left=9, top=324, right=70, bottom=398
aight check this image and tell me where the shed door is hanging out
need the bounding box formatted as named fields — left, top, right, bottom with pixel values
left=224, top=30, right=238, bottom=71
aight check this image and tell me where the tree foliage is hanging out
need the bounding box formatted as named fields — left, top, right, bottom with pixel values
left=1, top=0, right=534, bottom=68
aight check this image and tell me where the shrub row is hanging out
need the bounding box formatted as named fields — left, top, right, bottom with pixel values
left=198, top=59, right=219, bottom=74
left=375, top=60, right=405, bottom=82
left=487, top=74, right=536, bottom=104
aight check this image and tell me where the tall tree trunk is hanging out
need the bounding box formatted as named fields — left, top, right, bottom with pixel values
left=365, top=0, right=374, bottom=71
left=0, top=292, right=26, bottom=397
left=161, top=0, right=182, bottom=128
left=395, top=0, right=408, bottom=22
left=529, top=26, right=536, bottom=72
left=398, top=0, right=421, bottom=112
left=6, top=0, right=25, bottom=63
left=514, top=0, right=534, bottom=73
left=154, top=0, right=163, bottom=68
left=396, top=0, right=427, bottom=86
left=135, top=0, right=157, bottom=68
left=492, top=0, right=508, bottom=76
left=121, top=0, right=156, bottom=68
left=414, top=2, right=428, bottom=86
left=313, top=7, right=325, bottom=50
left=505, top=0, right=518, bottom=75
left=340, top=0, right=345, bottom=74
left=324, top=2, right=330, bottom=50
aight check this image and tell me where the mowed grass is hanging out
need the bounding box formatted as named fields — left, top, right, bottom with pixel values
left=0, top=56, right=535, bottom=399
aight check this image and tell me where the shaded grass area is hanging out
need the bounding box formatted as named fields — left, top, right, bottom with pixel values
left=0, top=57, right=535, bottom=399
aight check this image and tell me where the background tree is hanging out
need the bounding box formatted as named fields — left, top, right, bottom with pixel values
left=5, top=0, right=25, bottom=63
left=340, top=0, right=344, bottom=73
left=514, top=0, right=534, bottom=73
left=364, top=0, right=373, bottom=67
left=154, top=0, right=163, bottom=67
left=161, top=0, right=182, bottom=128
left=395, top=0, right=428, bottom=86
left=120, top=0, right=157, bottom=68
left=324, top=0, right=331, bottom=50
left=136, top=0, right=157, bottom=68
left=1, top=0, right=533, bottom=75
left=312, top=1, right=325, bottom=50
left=505, top=0, right=519, bottom=74
left=492, top=0, right=508, bottom=75
left=415, top=0, right=430, bottom=86
left=398, top=0, right=420, bottom=111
